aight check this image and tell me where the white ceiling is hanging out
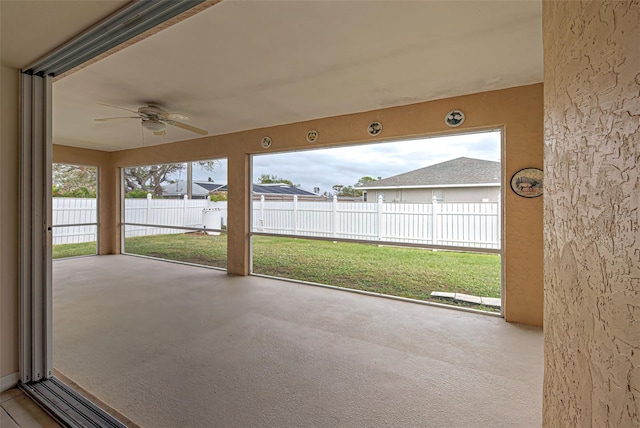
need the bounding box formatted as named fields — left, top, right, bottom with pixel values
left=52, top=0, right=543, bottom=152
left=0, top=0, right=130, bottom=69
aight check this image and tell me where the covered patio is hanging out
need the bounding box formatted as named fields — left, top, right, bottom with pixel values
left=3, top=1, right=638, bottom=427
left=53, top=255, right=542, bottom=428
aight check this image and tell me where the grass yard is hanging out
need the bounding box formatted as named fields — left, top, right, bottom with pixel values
left=52, top=241, right=96, bottom=259
left=54, top=233, right=501, bottom=309
left=127, top=232, right=228, bottom=268
left=252, top=236, right=500, bottom=301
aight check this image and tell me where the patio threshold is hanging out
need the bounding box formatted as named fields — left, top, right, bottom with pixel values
left=21, top=377, right=126, bottom=428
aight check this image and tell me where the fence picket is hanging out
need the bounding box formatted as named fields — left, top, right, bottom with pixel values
left=53, top=196, right=500, bottom=249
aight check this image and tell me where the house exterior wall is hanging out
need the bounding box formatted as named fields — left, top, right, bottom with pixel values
left=443, top=187, right=500, bottom=203
left=543, top=1, right=640, bottom=426
left=369, top=186, right=500, bottom=203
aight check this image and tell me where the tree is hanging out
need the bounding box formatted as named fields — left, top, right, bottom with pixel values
left=123, top=160, right=219, bottom=197
left=53, top=163, right=97, bottom=197
left=332, top=176, right=378, bottom=197
left=356, top=176, right=377, bottom=186
left=124, top=164, right=180, bottom=197
left=258, top=174, right=299, bottom=187
left=54, top=161, right=220, bottom=198
left=336, top=185, right=361, bottom=197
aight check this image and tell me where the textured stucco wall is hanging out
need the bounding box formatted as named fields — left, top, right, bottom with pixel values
left=543, top=1, right=640, bottom=426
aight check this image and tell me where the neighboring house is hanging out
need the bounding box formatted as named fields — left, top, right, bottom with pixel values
left=357, top=157, right=500, bottom=203
left=162, top=181, right=319, bottom=200
left=249, top=183, right=320, bottom=199
left=161, top=180, right=215, bottom=199
left=194, top=181, right=226, bottom=194
left=196, top=182, right=321, bottom=200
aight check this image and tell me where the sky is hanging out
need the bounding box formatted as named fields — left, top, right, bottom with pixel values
left=192, top=130, right=501, bottom=195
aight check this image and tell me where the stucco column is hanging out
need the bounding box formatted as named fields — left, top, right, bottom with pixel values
left=542, top=1, right=639, bottom=426
left=226, top=151, right=251, bottom=275
left=98, top=159, right=121, bottom=255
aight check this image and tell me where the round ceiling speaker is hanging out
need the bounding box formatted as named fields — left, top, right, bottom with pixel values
left=261, top=136, right=272, bottom=149
left=445, top=110, right=465, bottom=127
left=367, top=121, right=383, bottom=136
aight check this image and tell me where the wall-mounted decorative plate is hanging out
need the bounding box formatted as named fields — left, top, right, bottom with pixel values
left=306, top=129, right=318, bottom=143
left=510, top=168, right=543, bottom=198
left=261, top=136, right=272, bottom=149
left=367, top=121, right=383, bottom=136
left=445, top=110, right=465, bottom=127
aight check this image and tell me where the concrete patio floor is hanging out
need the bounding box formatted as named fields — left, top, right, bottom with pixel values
left=53, top=255, right=542, bottom=428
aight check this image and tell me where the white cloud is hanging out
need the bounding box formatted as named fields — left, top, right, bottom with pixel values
left=191, top=130, right=501, bottom=194
left=253, top=130, right=501, bottom=193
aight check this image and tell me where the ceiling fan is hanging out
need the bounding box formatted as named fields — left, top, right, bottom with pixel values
left=94, top=102, right=208, bottom=136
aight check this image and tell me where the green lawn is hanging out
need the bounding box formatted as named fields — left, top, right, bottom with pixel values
left=54, top=234, right=501, bottom=308
left=126, top=232, right=227, bottom=269
left=52, top=241, right=96, bottom=258
left=252, top=236, right=500, bottom=301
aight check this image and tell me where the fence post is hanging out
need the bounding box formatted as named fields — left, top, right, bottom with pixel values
left=146, top=193, right=152, bottom=236
left=293, top=195, right=299, bottom=235
left=377, top=195, right=384, bottom=240
left=260, top=195, right=265, bottom=232
left=183, top=194, right=188, bottom=227
left=431, top=195, right=438, bottom=245
left=496, top=195, right=501, bottom=250
left=332, top=195, right=338, bottom=238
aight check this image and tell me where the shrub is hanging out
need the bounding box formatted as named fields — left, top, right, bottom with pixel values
left=125, top=189, right=151, bottom=198
left=209, top=191, right=228, bottom=202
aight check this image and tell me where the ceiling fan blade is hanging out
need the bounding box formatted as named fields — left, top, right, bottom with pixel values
left=156, top=111, right=190, bottom=121
left=153, top=130, right=166, bottom=136
left=167, top=120, right=208, bottom=135
left=97, top=102, right=139, bottom=114
left=94, top=116, right=139, bottom=122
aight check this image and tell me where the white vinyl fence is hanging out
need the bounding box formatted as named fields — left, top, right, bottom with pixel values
left=253, top=195, right=501, bottom=249
left=52, top=198, right=98, bottom=245
left=53, top=195, right=501, bottom=250
left=52, top=196, right=226, bottom=244
left=124, top=195, right=227, bottom=238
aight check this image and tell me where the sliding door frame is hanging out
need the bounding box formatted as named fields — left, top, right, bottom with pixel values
left=18, top=1, right=207, bottom=426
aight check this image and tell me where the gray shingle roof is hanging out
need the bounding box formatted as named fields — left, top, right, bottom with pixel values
left=251, top=184, right=317, bottom=196
left=195, top=182, right=226, bottom=192
left=357, top=157, right=500, bottom=189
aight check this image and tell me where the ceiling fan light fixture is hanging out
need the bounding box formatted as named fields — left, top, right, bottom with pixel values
left=142, top=120, right=166, bottom=132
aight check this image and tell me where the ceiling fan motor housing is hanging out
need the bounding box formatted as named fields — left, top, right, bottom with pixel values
left=139, top=104, right=162, bottom=117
